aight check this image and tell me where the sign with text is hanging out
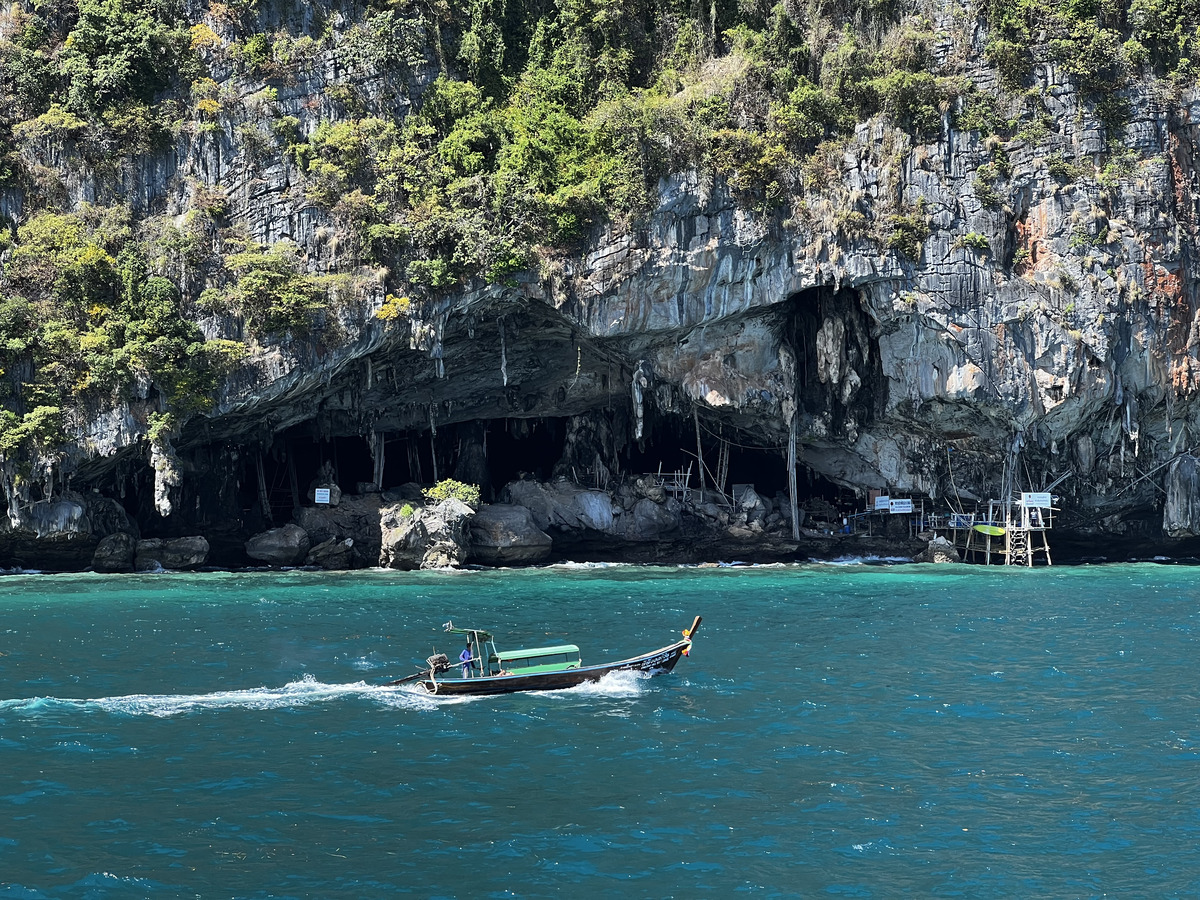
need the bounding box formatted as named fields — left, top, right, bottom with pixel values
left=874, top=496, right=891, bottom=511
left=889, top=498, right=913, bottom=514
left=1021, top=492, right=1052, bottom=508
left=314, top=488, right=331, bottom=505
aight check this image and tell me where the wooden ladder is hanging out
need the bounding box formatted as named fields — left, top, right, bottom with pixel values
left=1008, top=527, right=1029, bottom=566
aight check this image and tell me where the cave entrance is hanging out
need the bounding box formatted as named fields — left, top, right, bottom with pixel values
left=249, top=416, right=572, bottom=515
left=627, top=409, right=856, bottom=513
left=238, top=431, right=365, bottom=526
left=483, top=418, right=566, bottom=491
left=247, top=407, right=856, bottom=526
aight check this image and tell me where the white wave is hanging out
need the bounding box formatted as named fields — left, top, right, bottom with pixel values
left=814, top=554, right=914, bottom=566
left=545, top=669, right=649, bottom=699
left=0, top=674, right=432, bottom=718
left=546, top=560, right=625, bottom=569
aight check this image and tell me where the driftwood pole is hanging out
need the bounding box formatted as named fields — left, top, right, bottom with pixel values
left=694, top=409, right=707, bottom=497
left=256, top=451, right=273, bottom=524
left=371, top=429, right=386, bottom=488
left=787, top=413, right=799, bottom=540
left=429, top=406, right=439, bottom=482
left=288, top=453, right=300, bottom=509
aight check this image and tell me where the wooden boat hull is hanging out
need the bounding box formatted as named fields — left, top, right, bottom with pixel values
left=412, top=639, right=692, bottom=696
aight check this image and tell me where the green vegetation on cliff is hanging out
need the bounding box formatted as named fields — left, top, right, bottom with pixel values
left=1, top=0, right=1199, bottom=467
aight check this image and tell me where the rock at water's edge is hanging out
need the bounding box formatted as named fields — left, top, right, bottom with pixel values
left=913, top=536, right=961, bottom=564
left=305, top=537, right=357, bottom=569
left=245, top=524, right=311, bottom=567
left=135, top=536, right=210, bottom=571
left=379, top=498, right=475, bottom=570
left=92, top=532, right=136, bottom=573
left=470, top=504, right=553, bottom=565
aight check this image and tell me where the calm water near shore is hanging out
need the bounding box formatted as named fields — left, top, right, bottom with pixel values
left=2, top=562, right=1200, bottom=897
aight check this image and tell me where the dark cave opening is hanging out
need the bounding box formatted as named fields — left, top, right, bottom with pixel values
left=483, top=418, right=566, bottom=489
left=156, top=402, right=858, bottom=546
left=247, top=416, right=572, bottom=517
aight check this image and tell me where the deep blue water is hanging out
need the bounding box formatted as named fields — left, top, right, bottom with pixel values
left=2, top=562, right=1200, bottom=898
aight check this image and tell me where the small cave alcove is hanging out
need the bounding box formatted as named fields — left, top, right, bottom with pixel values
left=785, top=283, right=885, bottom=429
left=483, top=418, right=567, bottom=491
left=246, top=415, right=573, bottom=516
left=627, top=409, right=858, bottom=513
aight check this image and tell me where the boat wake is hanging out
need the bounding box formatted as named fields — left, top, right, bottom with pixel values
left=0, top=674, right=436, bottom=718
left=547, top=669, right=650, bottom=699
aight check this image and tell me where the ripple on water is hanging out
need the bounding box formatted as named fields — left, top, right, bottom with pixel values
left=3, top=565, right=1200, bottom=897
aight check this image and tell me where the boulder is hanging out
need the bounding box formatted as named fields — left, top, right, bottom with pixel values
left=135, top=536, right=209, bottom=571
left=470, top=504, right=553, bottom=566
left=624, top=497, right=681, bottom=540
left=574, top=490, right=617, bottom=531
left=503, top=480, right=618, bottom=533
left=92, top=532, right=136, bottom=573
left=379, top=498, right=475, bottom=570
left=245, top=524, right=311, bottom=567
left=305, top=537, right=357, bottom=570
left=913, top=536, right=961, bottom=564
left=293, top=493, right=383, bottom=561
left=734, top=484, right=769, bottom=527
left=634, top=475, right=667, bottom=504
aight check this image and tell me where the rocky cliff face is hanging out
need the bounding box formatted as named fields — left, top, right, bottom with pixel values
left=4, top=1, right=1200, bottom=567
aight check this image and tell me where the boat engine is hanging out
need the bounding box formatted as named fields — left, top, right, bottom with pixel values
left=426, top=653, right=450, bottom=674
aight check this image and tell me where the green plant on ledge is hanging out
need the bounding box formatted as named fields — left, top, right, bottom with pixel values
left=954, top=232, right=991, bottom=253
left=423, top=479, right=481, bottom=507
left=887, top=199, right=930, bottom=262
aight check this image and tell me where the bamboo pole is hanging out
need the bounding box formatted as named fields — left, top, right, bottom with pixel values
left=788, top=416, right=799, bottom=540
left=288, top=453, right=300, bottom=509
left=256, top=451, right=273, bottom=524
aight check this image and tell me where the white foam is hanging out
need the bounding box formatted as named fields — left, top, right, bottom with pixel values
left=544, top=669, right=649, bottom=699
left=815, top=555, right=913, bottom=566
left=0, top=674, right=433, bottom=718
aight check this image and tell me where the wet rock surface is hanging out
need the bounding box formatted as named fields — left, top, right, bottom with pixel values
left=92, top=532, right=137, bottom=574
left=469, top=505, right=553, bottom=566
left=135, top=537, right=210, bottom=571
left=245, top=524, right=311, bottom=567
left=379, top=498, right=475, bottom=570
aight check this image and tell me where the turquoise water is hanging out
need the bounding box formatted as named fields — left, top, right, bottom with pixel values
left=2, top=562, right=1200, bottom=897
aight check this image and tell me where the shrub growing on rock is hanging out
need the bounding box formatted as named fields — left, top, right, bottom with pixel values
left=423, top=479, right=481, bottom=508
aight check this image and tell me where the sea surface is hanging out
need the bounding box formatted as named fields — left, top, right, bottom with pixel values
left=2, top=562, right=1199, bottom=898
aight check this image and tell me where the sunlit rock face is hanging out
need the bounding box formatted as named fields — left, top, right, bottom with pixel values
left=5, top=3, right=1200, bottom=566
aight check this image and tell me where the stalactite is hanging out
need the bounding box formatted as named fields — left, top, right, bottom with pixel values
left=371, top=429, right=386, bottom=488
left=429, top=405, right=439, bottom=481
left=632, top=361, right=651, bottom=441
left=498, top=316, right=508, bottom=386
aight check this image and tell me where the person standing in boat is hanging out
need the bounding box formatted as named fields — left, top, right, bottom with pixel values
left=459, top=640, right=473, bottom=678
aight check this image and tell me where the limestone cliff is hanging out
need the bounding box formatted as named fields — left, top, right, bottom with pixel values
left=3, top=0, right=1200, bottom=567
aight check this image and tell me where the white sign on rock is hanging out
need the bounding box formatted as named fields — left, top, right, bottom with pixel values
left=314, top=488, right=331, bottom=505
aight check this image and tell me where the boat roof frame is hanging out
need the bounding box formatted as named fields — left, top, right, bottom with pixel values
left=443, top=621, right=493, bottom=641
left=495, top=644, right=580, bottom=660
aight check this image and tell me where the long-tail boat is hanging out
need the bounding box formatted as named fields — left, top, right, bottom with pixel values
left=387, top=616, right=701, bottom=696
